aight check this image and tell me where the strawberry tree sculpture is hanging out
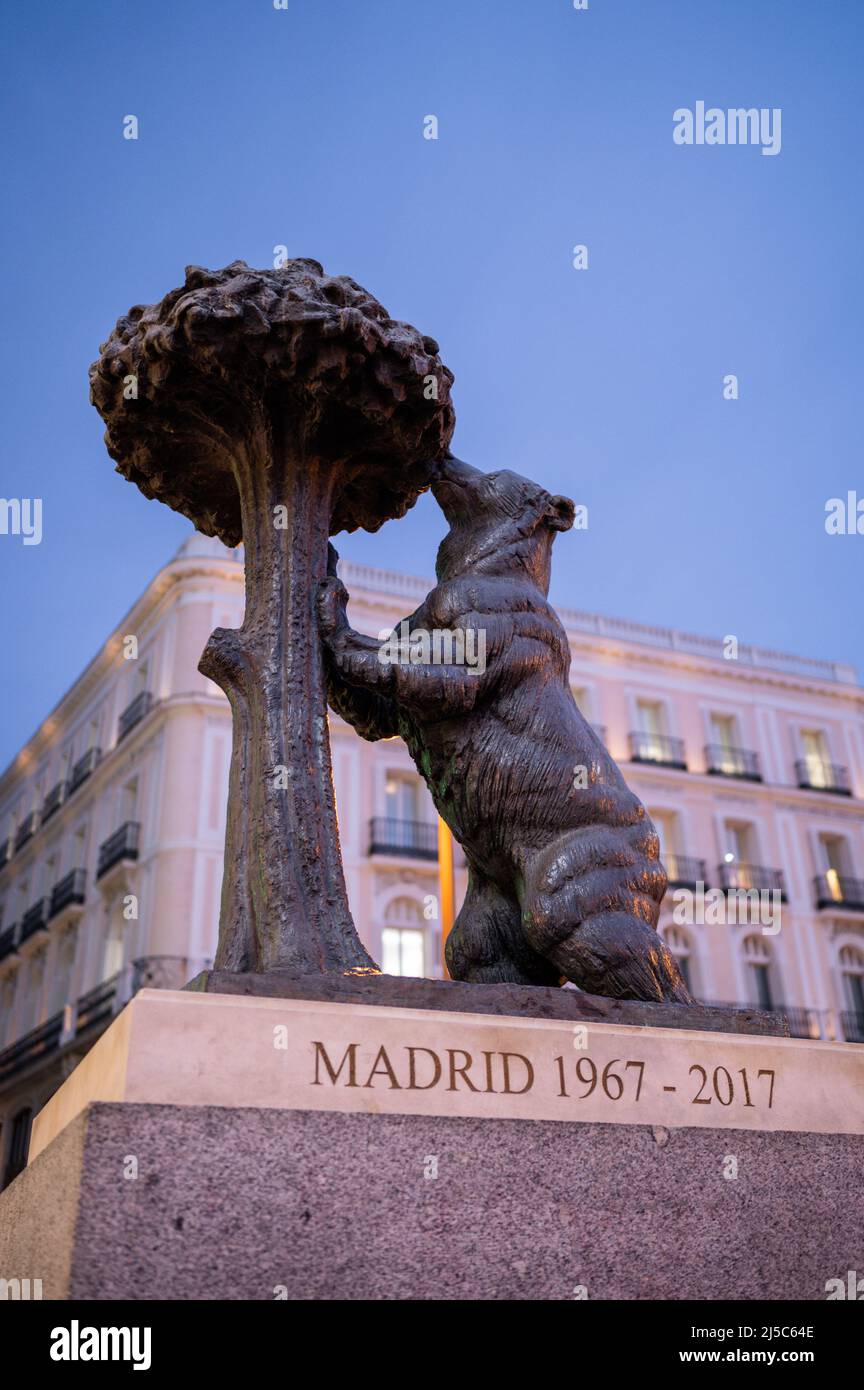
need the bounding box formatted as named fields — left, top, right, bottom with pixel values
left=91, top=259, right=454, bottom=975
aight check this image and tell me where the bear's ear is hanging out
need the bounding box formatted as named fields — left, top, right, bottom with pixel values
left=546, top=495, right=576, bottom=531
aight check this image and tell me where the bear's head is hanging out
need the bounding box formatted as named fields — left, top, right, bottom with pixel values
left=431, top=455, right=575, bottom=591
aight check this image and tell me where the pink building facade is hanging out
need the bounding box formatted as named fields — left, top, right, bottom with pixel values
left=1, top=535, right=863, bottom=1185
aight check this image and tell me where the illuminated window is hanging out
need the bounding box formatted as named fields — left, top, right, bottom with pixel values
left=381, top=896, right=427, bottom=977
left=381, top=927, right=425, bottom=978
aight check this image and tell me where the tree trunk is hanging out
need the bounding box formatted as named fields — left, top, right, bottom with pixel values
left=200, top=423, right=378, bottom=976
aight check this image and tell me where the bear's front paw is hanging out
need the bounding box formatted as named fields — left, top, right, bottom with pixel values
left=317, top=575, right=350, bottom=639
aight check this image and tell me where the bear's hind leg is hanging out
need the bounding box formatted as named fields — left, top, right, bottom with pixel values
left=446, top=870, right=560, bottom=987
left=520, top=831, right=691, bottom=1003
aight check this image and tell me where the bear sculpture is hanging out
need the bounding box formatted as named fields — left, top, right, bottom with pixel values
left=318, top=454, right=691, bottom=1004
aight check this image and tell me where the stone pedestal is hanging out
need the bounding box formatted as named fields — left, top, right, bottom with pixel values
left=1, top=988, right=861, bottom=1300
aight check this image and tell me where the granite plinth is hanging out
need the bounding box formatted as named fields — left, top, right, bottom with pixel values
left=2, top=1100, right=862, bottom=1300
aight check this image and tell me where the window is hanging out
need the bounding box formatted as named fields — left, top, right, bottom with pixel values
left=710, top=714, right=736, bottom=749
left=73, top=825, right=88, bottom=870
left=17, top=948, right=46, bottom=1037
left=846, top=973, right=864, bottom=1017
left=43, top=852, right=58, bottom=898
left=16, top=880, right=30, bottom=919
left=50, top=927, right=78, bottom=1015
left=637, top=700, right=664, bottom=736
left=0, top=973, right=17, bottom=1045
left=2, top=1107, right=33, bottom=1189
left=742, top=936, right=774, bottom=1010
left=121, top=778, right=139, bottom=824
left=839, top=946, right=864, bottom=1019
left=652, top=811, right=677, bottom=855
left=572, top=687, right=590, bottom=718
left=636, top=700, right=666, bottom=761
left=801, top=730, right=830, bottom=787
left=380, top=896, right=427, bottom=978
left=709, top=714, right=739, bottom=775
left=102, top=908, right=126, bottom=981
left=381, top=927, right=425, bottom=977
left=384, top=775, right=421, bottom=825
left=724, top=821, right=753, bottom=869
left=818, top=835, right=848, bottom=901
left=663, top=925, right=693, bottom=993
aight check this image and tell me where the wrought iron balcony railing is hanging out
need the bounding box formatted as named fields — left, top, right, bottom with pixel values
left=706, top=1000, right=817, bottom=1040
left=705, top=744, right=762, bottom=782
left=813, top=874, right=864, bottom=912
left=0, top=957, right=204, bottom=1090
left=49, top=868, right=87, bottom=920
left=0, top=923, right=19, bottom=963
left=664, top=855, right=708, bottom=890
left=96, top=820, right=141, bottom=879
left=14, top=812, right=39, bottom=853
left=41, top=780, right=67, bottom=824
left=0, top=1012, right=64, bottom=1086
left=69, top=747, right=101, bottom=795
left=368, top=817, right=439, bottom=861
left=117, top=690, right=153, bottom=743
left=840, top=1010, right=864, bottom=1044
left=717, top=862, right=786, bottom=896
left=75, top=974, right=122, bottom=1035
left=20, top=897, right=49, bottom=942
left=795, top=759, right=851, bottom=796
left=628, top=731, right=687, bottom=770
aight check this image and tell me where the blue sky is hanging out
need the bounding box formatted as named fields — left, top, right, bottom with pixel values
left=1, top=0, right=861, bottom=770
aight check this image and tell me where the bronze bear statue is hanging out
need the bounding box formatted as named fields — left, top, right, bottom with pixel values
left=318, top=454, right=691, bottom=1004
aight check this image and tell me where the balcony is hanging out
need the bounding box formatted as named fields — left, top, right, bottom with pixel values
left=41, top=780, right=67, bottom=824
left=96, top=820, right=141, bottom=880
left=75, top=974, right=121, bottom=1035
left=795, top=759, right=851, bottom=796
left=49, top=868, right=87, bottom=920
left=840, top=1011, right=864, bottom=1044
left=628, top=732, right=687, bottom=771
left=718, top=862, right=786, bottom=897
left=813, top=874, right=864, bottom=913
left=69, top=747, right=101, bottom=795
left=0, top=923, right=19, bottom=963
left=14, top=811, right=39, bottom=853
left=20, top=897, right=49, bottom=943
left=705, top=744, right=762, bottom=782
left=368, top=817, right=438, bottom=861
left=707, top=1000, right=818, bottom=1040
left=117, top=690, right=153, bottom=743
left=664, top=855, right=708, bottom=890
left=0, top=1012, right=64, bottom=1086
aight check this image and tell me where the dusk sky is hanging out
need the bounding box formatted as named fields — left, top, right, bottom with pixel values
left=1, top=0, right=861, bottom=771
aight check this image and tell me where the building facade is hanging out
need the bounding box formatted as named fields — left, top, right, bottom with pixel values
left=1, top=535, right=863, bottom=1186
